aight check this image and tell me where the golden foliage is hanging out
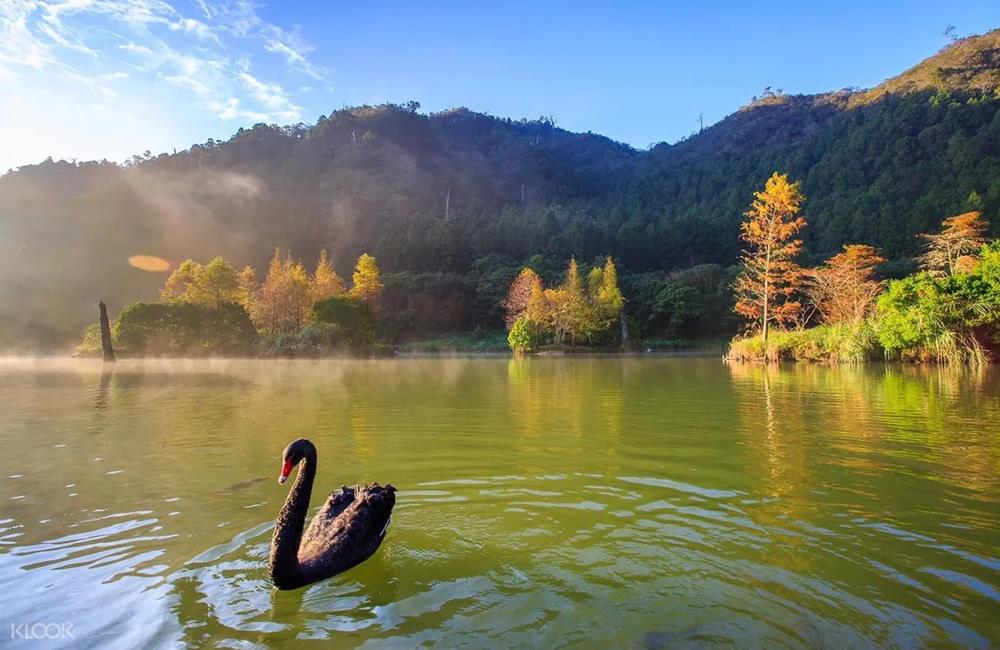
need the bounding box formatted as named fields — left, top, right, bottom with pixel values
left=507, top=257, right=624, bottom=345
left=160, top=256, right=241, bottom=309
left=349, top=253, right=383, bottom=307
left=919, top=211, right=988, bottom=276
left=733, top=172, right=807, bottom=340
left=248, top=249, right=313, bottom=334
left=311, top=250, right=345, bottom=302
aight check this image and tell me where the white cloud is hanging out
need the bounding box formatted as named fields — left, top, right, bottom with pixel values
left=0, top=0, right=330, bottom=168
left=261, top=24, right=326, bottom=80
left=199, top=0, right=260, bottom=38
left=236, top=66, right=301, bottom=122
left=0, top=1, right=55, bottom=72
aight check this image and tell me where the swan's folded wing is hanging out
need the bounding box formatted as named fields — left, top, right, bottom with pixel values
left=297, top=483, right=396, bottom=573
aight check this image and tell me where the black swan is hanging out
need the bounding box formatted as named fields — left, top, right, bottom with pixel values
left=269, top=438, right=395, bottom=590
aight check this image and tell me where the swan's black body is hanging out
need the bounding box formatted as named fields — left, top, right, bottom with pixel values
left=269, top=439, right=395, bottom=590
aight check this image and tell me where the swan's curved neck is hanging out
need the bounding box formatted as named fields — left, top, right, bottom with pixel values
left=269, top=450, right=316, bottom=587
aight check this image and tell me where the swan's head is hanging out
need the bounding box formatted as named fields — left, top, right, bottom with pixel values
left=278, top=438, right=315, bottom=485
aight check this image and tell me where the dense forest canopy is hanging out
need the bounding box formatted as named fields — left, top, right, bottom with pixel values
left=2, top=29, right=999, bottom=349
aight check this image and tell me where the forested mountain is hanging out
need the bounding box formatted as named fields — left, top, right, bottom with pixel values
left=2, top=29, right=999, bottom=349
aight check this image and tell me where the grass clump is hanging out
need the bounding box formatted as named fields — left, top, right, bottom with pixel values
left=727, top=324, right=880, bottom=363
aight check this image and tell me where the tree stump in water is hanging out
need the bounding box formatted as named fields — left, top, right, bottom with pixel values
left=99, top=301, right=116, bottom=363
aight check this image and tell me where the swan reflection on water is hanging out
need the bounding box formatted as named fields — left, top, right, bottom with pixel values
left=169, top=519, right=400, bottom=646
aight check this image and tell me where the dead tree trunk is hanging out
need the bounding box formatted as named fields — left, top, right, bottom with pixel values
left=619, top=311, right=629, bottom=350
left=99, top=301, right=116, bottom=363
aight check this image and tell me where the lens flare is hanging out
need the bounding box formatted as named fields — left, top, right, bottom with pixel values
left=128, top=255, right=171, bottom=272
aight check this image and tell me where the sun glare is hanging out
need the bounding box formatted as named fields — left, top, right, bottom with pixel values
left=128, top=255, right=172, bottom=272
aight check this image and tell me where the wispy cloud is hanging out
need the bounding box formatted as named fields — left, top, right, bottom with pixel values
left=0, top=0, right=328, bottom=128
left=0, top=2, right=55, bottom=72
left=262, top=24, right=326, bottom=81
left=237, top=63, right=301, bottom=122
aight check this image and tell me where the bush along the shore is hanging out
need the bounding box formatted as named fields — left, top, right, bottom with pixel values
left=727, top=172, right=997, bottom=364
left=77, top=250, right=386, bottom=357
left=874, top=242, right=1000, bottom=363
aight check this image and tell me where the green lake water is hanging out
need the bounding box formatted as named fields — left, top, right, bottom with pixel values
left=0, top=356, right=997, bottom=648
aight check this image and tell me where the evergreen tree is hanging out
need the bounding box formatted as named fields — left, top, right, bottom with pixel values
left=200, top=256, right=241, bottom=309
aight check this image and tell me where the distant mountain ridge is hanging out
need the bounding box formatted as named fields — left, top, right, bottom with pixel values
left=2, top=28, right=999, bottom=347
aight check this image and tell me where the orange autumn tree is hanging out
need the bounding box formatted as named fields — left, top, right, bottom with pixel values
left=503, top=267, right=543, bottom=328
left=804, top=244, right=885, bottom=325
left=919, top=211, right=988, bottom=276
left=250, top=249, right=313, bottom=334
left=311, top=249, right=345, bottom=302
left=733, top=172, right=807, bottom=341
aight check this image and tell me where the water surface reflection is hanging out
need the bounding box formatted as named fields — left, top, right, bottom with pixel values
left=0, top=357, right=996, bottom=647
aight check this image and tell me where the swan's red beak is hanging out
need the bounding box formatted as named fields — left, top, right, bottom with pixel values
left=278, top=460, right=293, bottom=484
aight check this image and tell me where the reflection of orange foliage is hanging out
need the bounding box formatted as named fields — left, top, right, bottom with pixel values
left=128, top=255, right=171, bottom=272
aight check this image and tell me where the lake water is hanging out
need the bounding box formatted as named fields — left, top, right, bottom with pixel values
left=0, top=357, right=997, bottom=648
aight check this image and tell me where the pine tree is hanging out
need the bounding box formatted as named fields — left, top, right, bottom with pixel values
left=595, top=257, right=624, bottom=329
left=312, top=250, right=345, bottom=301
left=733, top=172, right=807, bottom=341
left=160, top=257, right=240, bottom=308
left=285, top=254, right=312, bottom=330
left=238, top=266, right=257, bottom=310
left=548, top=258, right=597, bottom=344
left=200, top=256, right=240, bottom=309
left=350, top=253, right=383, bottom=307
left=524, top=271, right=549, bottom=326
left=251, top=249, right=312, bottom=333
left=254, top=249, right=287, bottom=334
left=919, top=211, right=988, bottom=276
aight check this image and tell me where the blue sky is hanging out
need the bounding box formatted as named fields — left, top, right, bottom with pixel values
left=1, top=1, right=997, bottom=172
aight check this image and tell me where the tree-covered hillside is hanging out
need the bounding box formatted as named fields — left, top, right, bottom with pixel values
left=2, top=29, right=999, bottom=348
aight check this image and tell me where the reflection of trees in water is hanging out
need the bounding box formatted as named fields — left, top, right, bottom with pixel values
left=505, top=357, right=627, bottom=475
left=726, top=361, right=1000, bottom=520
left=875, top=365, right=1000, bottom=497
left=728, top=363, right=811, bottom=498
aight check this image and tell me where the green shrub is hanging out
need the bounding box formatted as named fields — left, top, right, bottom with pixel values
left=507, top=317, right=543, bottom=353
left=113, top=302, right=257, bottom=356
left=875, top=257, right=1000, bottom=363
left=74, top=323, right=117, bottom=357
left=312, top=296, right=376, bottom=349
